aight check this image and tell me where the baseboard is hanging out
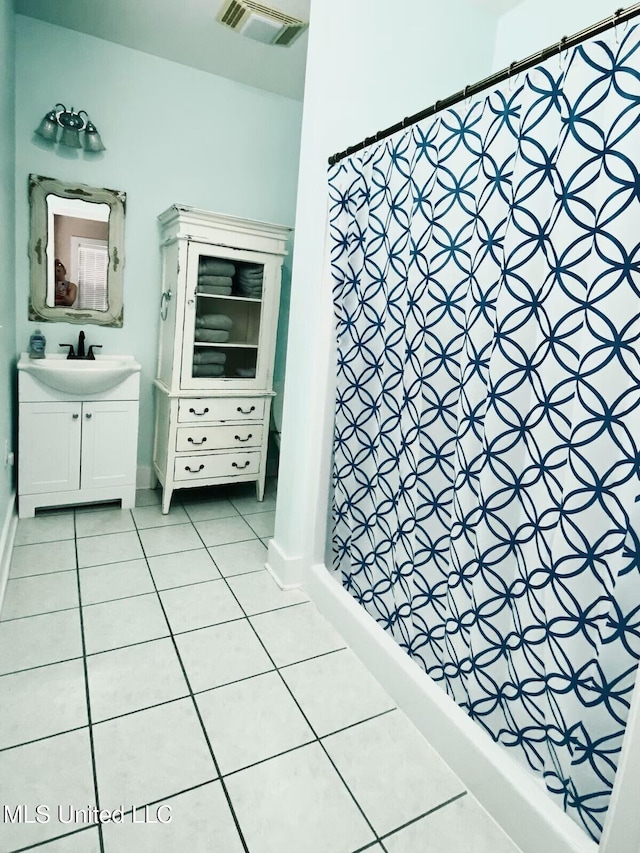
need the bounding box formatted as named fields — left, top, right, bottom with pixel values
left=265, top=537, right=304, bottom=589
left=304, top=562, right=598, bottom=853
left=136, top=465, right=157, bottom=490
left=0, top=491, right=18, bottom=618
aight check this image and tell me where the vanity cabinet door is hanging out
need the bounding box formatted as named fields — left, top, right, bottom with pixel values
left=19, top=402, right=82, bottom=494
left=80, top=401, right=139, bottom=490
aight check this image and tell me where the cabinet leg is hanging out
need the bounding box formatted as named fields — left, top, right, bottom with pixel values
left=256, top=477, right=265, bottom=502
left=162, top=487, right=173, bottom=515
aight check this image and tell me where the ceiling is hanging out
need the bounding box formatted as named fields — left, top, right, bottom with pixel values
left=14, top=0, right=524, bottom=103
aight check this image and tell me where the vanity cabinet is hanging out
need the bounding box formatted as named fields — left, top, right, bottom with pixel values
left=153, top=206, right=291, bottom=513
left=18, top=367, right=140, bottom=518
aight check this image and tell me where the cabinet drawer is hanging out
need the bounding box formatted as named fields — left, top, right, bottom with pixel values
left=177, top=397, right=265, bottom=423
left=174, top=452, right=260, bottom=481
left=176, top=424, right=263, bottom=452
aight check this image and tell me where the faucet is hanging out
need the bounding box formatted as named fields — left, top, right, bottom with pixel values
left=59, top=330, right=102, bottom=360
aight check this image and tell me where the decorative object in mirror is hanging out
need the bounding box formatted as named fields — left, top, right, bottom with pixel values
left=34, top=104, right=106, bottom=152
left=28, top=174, right=126, bottom=327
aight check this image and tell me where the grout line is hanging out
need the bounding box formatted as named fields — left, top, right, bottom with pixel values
left=0, top=654, right=84, bottom=679
left=72, top=510, right=106, bottom=853
left=0, top=723, right=89, bottom=754
left=378, top=791, right=469, bottom=843
left=128, top=516, right=251, bottom=853
left=5, top=566, right=78, bottom=581
left=10, top=823, right=98, bottom=851
left=0, top=602, right=81, bottom=623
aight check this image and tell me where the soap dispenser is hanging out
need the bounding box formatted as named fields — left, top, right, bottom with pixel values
left=28, top=328, right=46, bottom=359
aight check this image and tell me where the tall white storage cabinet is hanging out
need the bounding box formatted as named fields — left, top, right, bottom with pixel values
left=153, top=206, right=291, bottom=513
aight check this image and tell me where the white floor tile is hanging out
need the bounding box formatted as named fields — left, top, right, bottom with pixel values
left=102, top=781, right=244, bottom=853
left=82, top=593, right=169, bottom=654
left=14, top=511, right=75, bottom=546
left=207, top=539, right=267, bottom=577
left=10, top=539, right=77, bottom=577
left=1, top=570, right=78, bottom=620
left=79, top=559, right=155, bottom=605
left=135, top=489, right=162, bottom=507
left=40, top=828, right=101, bottom=852
left=160, top=579, right=243, bottom=633
left=132, top=503, right=189, bottom=528
left=138, top=523, right=203, bottom=557
left=243, top=510, right=275, bottom=539
left=230, top=492, right=276, bottom=516
left=176, top=620, right=273, bottom=693
left=0, top=729, right=95, bottom=849
left=0, top=609, right=83, bottom=675
left=87, top=637, right=189, bottom=722
left=225, top=742, right=374, bottom=853
left=197, top=671, right=314, bottom=774
left=281, top=649, right=395, bottom=736
left=323, top=711, right=466, bottom=837
left=226, top=569, right=308, bottom=616
left=182, top=498, right=240, bottom=523
left=250, top=602, right=346, bottom=667
left=77, top=531, right=144, bottom=569
left=94, top=699, right=216, bottom=811
left=193, top=515, right=257, bottom=548
left=75, top=507, right=135, bottom=538
left=384, top=794, right=522, bottom=852
left=148, top=549, right=220, bottom=590
left=0, top=659, right=87, bottom=749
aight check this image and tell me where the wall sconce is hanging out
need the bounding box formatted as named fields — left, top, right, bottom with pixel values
left=34, top=104, right=106, bottom=152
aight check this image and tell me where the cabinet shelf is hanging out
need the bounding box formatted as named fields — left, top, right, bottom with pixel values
left=196, top=294, right=262, bottom=304
left=194, top=342, right=259, bottom=349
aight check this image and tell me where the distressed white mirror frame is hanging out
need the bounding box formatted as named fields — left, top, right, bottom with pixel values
left=28, top=174, right=126, bottom=327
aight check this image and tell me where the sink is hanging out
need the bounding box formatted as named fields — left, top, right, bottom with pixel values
left=19, top=353, right=141, bottom=394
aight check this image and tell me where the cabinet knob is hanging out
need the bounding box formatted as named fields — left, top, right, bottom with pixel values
left=234, top=434, right=253, bottom=442
left=72, top=413, right=79, bottom=420
left=85, top=413, right=93, bottom=419
left=232, top=460, right=251, bottom=470
left=236, top=406, right=256, bottom=415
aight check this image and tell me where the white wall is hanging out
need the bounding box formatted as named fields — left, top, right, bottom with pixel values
left=14, top=16, right=303, bottom=482
left=270, top=0, right=499, bottom=582
left=492, top=0, right=622, bottom=70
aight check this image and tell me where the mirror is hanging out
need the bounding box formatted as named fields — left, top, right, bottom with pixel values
left=28, top=174, right=126, bottom=327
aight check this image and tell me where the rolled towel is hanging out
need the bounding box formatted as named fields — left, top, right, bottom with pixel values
left=198, top=285, right=232, bottom=296
left=194, top=329, right=229, bottom=343
left=195, top=314, right=233, bottom=331
left=193, top=350, right=227, bottom=365
left=199, top=259, right=235, bottom=276
left=236, top=367, right=256, bottom=378
left=198, top=275, right=233, bottom=287
left=193, top=364, right=225, bottom=377
left=238, top=264, right=263, bottom=276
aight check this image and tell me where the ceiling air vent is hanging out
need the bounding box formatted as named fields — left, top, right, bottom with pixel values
left=216, top=0, right=308, bottom=47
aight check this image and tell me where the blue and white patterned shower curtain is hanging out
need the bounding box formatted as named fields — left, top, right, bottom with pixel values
left=328, top=24, right=640, bottom=841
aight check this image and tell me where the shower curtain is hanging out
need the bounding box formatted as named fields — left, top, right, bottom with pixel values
left=328, top=23, right=640, bottom=842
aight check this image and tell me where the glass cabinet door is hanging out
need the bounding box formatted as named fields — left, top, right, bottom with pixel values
left=180, top=242, right=274, bottom=390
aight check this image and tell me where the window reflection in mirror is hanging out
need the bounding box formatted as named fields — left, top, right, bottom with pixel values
left=28, top=174, right=125, bottom=328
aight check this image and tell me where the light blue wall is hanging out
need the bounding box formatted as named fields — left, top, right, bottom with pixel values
left=0, top=0, right=16, bottom=517
left=15, top=16, right=303, bottom=478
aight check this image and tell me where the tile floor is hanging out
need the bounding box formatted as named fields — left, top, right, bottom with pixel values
left=0, top=480, right=521, bottom=852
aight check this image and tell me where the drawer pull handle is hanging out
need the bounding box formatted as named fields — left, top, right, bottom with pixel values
left=189, top=407, right=209, bottom=416
left=234, top=434, right=253, bottom=443
left=232, top=460, right=251, bottom=470
left=188, top=437, right=208, bottom=446
left=185, top=464, right=205, bottom=473
left=237, top=405, right=256, bottom=414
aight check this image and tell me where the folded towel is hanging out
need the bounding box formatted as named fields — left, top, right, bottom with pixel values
left=238, top=264, right=263, bottom=276
left=196, top=314, right=233, bottom=331
left=198, top=285, right=232, bottom=296
left=193, top=364, right=225, bottom=377
left=193, top=350, right=227, bottom=365
left=236, top=286, right=262, bottom=298
left=199, top=259, right=236, bottom=276
left=194, top=329, right=229, bottom=343
left=198, top=275, right=233, bottom=287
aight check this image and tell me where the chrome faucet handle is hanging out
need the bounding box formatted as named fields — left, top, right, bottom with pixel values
left=86, top=345, right=102, bottom=361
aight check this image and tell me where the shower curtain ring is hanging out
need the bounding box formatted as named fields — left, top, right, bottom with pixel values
left=558, top=36, right=568, bottom=70
left=613, top=8, right=623, bottom=43
left=508, top=62, right=517, bottom=90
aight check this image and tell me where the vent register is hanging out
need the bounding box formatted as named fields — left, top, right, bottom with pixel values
left=217, top=0, right=308, bottom=46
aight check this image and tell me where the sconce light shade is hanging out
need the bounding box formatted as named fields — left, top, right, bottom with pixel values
left=33, top=104, right=106, bottom=152
left=34, top=109, right=60, bottom=142
left=83, top=121, right=106, bottom=152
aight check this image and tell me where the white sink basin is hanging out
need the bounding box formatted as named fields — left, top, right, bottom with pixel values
left=19, top=353, right=141, bottom=394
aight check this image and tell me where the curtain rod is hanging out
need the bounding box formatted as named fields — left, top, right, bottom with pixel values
left=328, top=3, right=640, bottom=166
